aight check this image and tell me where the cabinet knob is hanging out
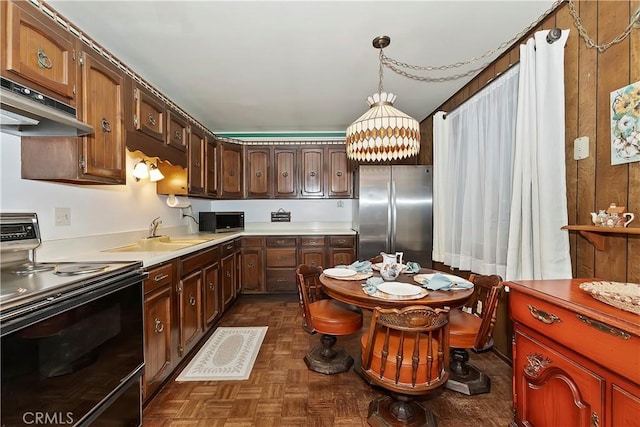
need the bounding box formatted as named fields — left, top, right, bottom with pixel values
left=229, top=170, right=235, bottom=177
left=175, top=130, right=182, bottom=141
left=154, top=318, right=164, bottom=333
left=37, top=49, right=53, bottom=69
left=255, top=171, right=262, bottom=177
left=226, top=271, right=231, bottom=278
left=189, top=295, right=196, bottom=306
left=147, top=113, right=156, bottom=126
left=282, top=171, right=289, bottom=178
left=248, top=262, right=254, bottom=268
left=309, top=171, right=316, bottom=177
left=208, top=282, right=215, bottom=290
left=336, top=171, right=343, bottom=177
left=195, top=161, right=201, bottom=167
left=101, top=118, right=112, bottom=133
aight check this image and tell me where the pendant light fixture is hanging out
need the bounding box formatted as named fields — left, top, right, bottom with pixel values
left=346, top=36, right=420, bottom=162
left=132, top=159, right=164, bottom=182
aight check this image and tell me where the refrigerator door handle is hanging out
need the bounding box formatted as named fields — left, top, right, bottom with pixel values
left=390, top=180, right=396, bottom=252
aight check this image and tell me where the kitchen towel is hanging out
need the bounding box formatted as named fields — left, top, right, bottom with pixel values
left=418, top=274, right=474, bottom=291
left=337, top=260, right=372, bottom=273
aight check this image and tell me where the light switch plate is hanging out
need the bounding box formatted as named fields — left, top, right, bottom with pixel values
left=574, top=136, right=589, bottom=160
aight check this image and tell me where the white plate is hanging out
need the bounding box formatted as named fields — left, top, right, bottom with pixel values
left=323, top=268, right=357, bottom=278
left=372, top=263, right=409, bottom=272
left=414, top=273, right=472, bottom=286
left=377, top=282, right=423, bottom=296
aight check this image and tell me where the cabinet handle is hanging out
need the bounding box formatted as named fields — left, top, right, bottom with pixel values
left=174, top=130, right=182, bottom=141
left=195, top=161, right=201, bottom=167
left=576, top=314, right=631, bottom=340
left=189, top=295, right=196, bottom=306
left=226, top=271, right=231, bottom=278
left=311, top=261, right=317, bottom=267
left=527, top=304, right=562, bottom=324
left=229, top=169, right=235, bottom=176
left=336, top=171, right=343, bottom=177
left=282, top=171, right=289, bottom=177
left=37, top=49, right=53, bottom=69
left=153, top=273, right=169, bottom=282
left=276, top=256, right=285, bottom=261
left=248, top=262, right=254, bottom=268
left=524, top=352, right=552, bottom=377
left=101, top=118, right=112, bottom=133
left=226, top=244, right=233, bottom=250
left=276, top=278, right=286, bottom=282
left=337, top=239, right=346, bottom=244
left=255, top=171, right=262, bottom=177
left=276, top=240, right=285, bottom=245
left=147, top=113, right=156, bottom=126
left=309, top=171, right=316, bottom=177
left=154, top=318, right=164, bottom=333
left=208, top=282, right=215, bottom=290
left=591, top=411, right=600, bottom=427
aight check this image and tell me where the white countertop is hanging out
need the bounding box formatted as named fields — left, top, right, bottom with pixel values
left=36, top=222, right=356, bottom=268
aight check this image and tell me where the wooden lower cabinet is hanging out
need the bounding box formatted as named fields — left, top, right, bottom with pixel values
left=327, top=235, right=356, bottom=266
left=241, top=237, right=264, bottom=293
left=265, top=237, right=298, bottom=292
left=509, top=279, right=640, bottom=427
left=220, top=239, right=237, bottom=311
left=142, top=261, right=175, bottom=401
left=177, top=269, right=202, bottom=358
left=202, top=251, right=221, bottom=329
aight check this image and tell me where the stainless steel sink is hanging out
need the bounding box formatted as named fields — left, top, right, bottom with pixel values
left=104, top=236, right=211, bottom=252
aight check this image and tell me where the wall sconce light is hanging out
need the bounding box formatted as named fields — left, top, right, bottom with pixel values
left=132, top=160, right=164, bottom=182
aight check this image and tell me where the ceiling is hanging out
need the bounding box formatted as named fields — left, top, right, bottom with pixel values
left=46, top=1, right=556, bottom=140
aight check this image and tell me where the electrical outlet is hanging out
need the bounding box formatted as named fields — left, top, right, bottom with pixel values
left=55, top=207, right=71, bottom=226
left=574, top=136, right=589, bottom=160
left=337, top=201, right=344, bottom=208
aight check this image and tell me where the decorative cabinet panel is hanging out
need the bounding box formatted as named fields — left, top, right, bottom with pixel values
left=202, top=257, right=220, bottom=329
left=142, top=262, right=175, bottom=402
left=300, top=147, right=324, bottom=198
left=21, top=46, right=126, bottom=184
left=188, top=125, right=206, bottom=195
left=166, top=109, right=188, bottom=152
left=245, top=146, right=272, bottom=198
left=221, top=240, right=237, bottom=310
left=274, top=147, right=298, bottom=198
left=131, top=83, right=165, bottom=142
left=327, top=147, right=352, bottom=198
left=2, top=0, right=76, bottom=103
left=220, top=142, right=243, bottom=199
left=177, top=270, right=202, bottom=358
left=240, top=237, right=264, bottom=293
left=509, top=279, right=640, bottom=427
left=205, top=138, right=219, bottom=197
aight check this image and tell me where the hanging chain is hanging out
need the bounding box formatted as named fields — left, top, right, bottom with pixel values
left=568, top=0, right=640, bottom=52
left=378, top=50, right=384, bottom=93
left=379, top=0, right=640, bottom=82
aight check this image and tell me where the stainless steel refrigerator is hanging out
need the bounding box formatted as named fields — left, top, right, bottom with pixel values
left=352, top=165, right=433, bottom=267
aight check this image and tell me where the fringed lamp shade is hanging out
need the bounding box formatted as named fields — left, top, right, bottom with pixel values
left=346, top=92, right=420, bottom=162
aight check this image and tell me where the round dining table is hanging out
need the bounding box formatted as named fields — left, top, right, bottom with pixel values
left=319, top=268, right=474, bottom=310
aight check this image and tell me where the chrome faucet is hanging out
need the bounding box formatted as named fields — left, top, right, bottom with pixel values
left=149, top=217, right=162, bottom=237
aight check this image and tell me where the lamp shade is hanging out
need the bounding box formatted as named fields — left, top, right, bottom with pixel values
left=132, top=160, right=149, bottom=180
left=149, top=164, right=165, bottom=182
left=346, top=92, right=420, bottom=162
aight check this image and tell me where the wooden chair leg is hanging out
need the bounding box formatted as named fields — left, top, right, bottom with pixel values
left=304, top=334, right=354, bottom=375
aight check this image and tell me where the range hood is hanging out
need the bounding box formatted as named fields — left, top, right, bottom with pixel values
left=0, top=77, right=93, bottom=137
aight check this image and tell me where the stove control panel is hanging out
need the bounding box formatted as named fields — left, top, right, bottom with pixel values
left=0, top=213, right=41, bottom=251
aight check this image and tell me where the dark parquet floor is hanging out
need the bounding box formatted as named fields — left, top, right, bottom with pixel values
left=143, top=294, right=513, bottom=427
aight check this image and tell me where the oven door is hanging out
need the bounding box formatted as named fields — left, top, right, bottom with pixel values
left=1, top=277, right=144, bottom=427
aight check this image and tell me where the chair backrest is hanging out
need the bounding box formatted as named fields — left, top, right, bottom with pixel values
left=464, top=274, right=504, bottom=351
left=295, top=264, right=325, bottom=333
left=361, top=305, right=450, bottom=395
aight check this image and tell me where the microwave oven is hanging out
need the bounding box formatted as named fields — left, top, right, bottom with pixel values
left=199, top=212, right=244, bottom=233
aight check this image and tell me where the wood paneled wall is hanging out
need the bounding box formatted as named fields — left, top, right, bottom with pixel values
left=420, top=0, right=640, bottom=283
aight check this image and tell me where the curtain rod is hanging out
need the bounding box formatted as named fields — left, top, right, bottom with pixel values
left=443, top=28, right=562, bottom=120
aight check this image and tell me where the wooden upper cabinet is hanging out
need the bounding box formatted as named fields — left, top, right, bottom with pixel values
left=1, top=0, right=76, bottom=103
left=205, top=138, right=218, bottom=197
left=300, top=147, right=324, bottom=198
left=166, top=109, right=188, bottom=152
left=188, top=125, right=206, bottom=195
left=274, top=147, right=298, bottom=198
left=245, top=146, right=272, bottom=198
left=327, top=146, right=352, bottom=198
left=131, top=83, right=165, bottom=142
left=219, top=142, right=243, bottom=198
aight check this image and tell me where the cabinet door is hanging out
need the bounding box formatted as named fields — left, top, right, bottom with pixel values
left=177, top=273, right=202, bottom=357
left=221, top=253, right=235, bottom=311
left=167, top=109, right=188, bottom=152
left=205, top=138, right=218, bottom=197
left=78, top=49, right=126, bottom=183
left=220, top=143, right=243, bottom=198
left=131, top=84, right=165, bottom=142
left=300, top=248, right=325, bottom=269
left=328, top=249, right=355, bottom=267
left=202, top=262, right=220, bottom=328
left=143, top=285, right=172, bottom=400
left=188, top=126, right=206, bottom=195
left=274, top=147, right=298, bottom=198
left=300, top=147, right=324, bottom=198
left=245, top=147, right=272, bottom=198
left=513, top=329, right=604, bottom=427
left=327, top=146, right=352, bottom=198
left=2, top=1, right=76, bottom=103
left=241, top=247, right=264, bottom=293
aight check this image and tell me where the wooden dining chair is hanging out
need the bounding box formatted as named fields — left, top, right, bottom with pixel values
left=360, top=305, right=450, bottom=427
left=446, top=273, right=504, bottom=395
left=296, top=264, right=363, bottom=374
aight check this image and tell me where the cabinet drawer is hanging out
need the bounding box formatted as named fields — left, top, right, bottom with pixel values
left=329, top=235, right=355, bottom=247
left=181, top=246, right=219, bottom=276
left=511, top=291, right=639, bottom=382
left=220, top=240, right=237, bottom=257
left=242, top=237, right=264, bottom=247
left=266, top=248, right=297, bottom=267
left=513, top=329, right=604, bottom=426
left=144, top=263, right=173, bottom=294
left=266, top=269, right=297, bottom=292
left=300, top=236, right=325, bottom=246
left=266, top=237, right=297, bottom=247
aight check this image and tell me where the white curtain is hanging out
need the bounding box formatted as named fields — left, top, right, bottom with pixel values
left=433, top=65, right=520, bottom=277
left=506, top=30, right=573, bottom=280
